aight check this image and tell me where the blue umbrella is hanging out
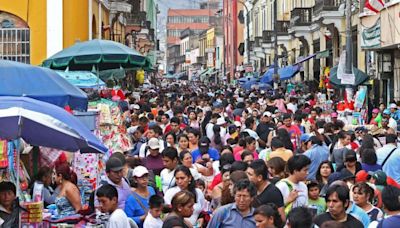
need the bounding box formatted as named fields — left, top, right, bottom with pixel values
left=55, top=70, right=106, bottom=88
left=260, top=65, right=300, bottom=83
left=0, top=96, right=107, bottom=153
left=0, top=60, right=88, bottom=111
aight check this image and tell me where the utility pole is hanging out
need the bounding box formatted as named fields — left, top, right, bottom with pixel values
left=273, top=0, right=279, bottom=88
left=345, top=0, right=352, bottom=75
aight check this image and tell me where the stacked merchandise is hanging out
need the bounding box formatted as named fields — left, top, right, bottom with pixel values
left=21, top=202, right=43, bottom=226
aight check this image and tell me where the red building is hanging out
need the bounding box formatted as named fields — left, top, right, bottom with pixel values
left=223, top=0, right=244, bottom=82
left=166, top=9, right=216, bottom=45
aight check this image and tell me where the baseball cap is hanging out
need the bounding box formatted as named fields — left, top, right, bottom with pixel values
left=131, top=104, right=140, bottom=110
left=340, top=168, right=355, bottom=181
left=300, top=134, right=311, bottom=143
left=331, top=112, right=338, bottom=118
left=106, top=157, right=124, bottom=172
left=383, top=109, right=391, bottom=115
left=199, top=137, right=210, bottom=147
left=147, top=138, right=160, bottom=150
left=356, top=170, right=369, bottom=183
left=263, top=111, right=272, bottom=117
left=369, top=170, right=387, bottom=185
left=133, top=166, right=149, bottom=177
left=390, top=103, right=397, bottom=109
left=344, top=150, right=357, bottom=162
left=372, top=108, right=380, bottom=114
left=234, top=121, right=242, bottom=128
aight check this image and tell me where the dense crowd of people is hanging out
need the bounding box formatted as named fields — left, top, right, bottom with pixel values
left=2, top=81, right=400, bottom=228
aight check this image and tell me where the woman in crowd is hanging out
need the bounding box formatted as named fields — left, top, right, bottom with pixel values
left=164, top=165, right=206, bottom=226
left=54, top=163, right=81, bottom=216
left=210, top=125, right=224, bottom=152
left=162, top=190, right=195, bottom=228
left=276, top=128, right=294, bottom=151
left=266, top=157, right=286, bottom=184
left=210, top=164, right=231, bottom=210
left=352, top=182, right=384, bottom=222
left=360, top=148, right=382, bottom=172
left=315, top=160, right=334, bottom=197
left=31, top=166, right=57, bottom=207
left=187, top=128, right=201, bottom=151
left=254, top=204, right=284, bottom=228
left=125, top=166, right=155, bottom=227
left=234, top=136, right=259, bottom=161
left=330, top=130, right=352, bottom=171
left=343, top=150, right=362, bottom=175
left=165, top=132, right=177, bottom=149
left=179, top=150, right=202, bottom=181
left=177, top=134, right=190, bottom=154
left=188, top=110, right=200, bottom=130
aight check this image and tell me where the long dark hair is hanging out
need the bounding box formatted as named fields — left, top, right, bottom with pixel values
left=315, top=160, right=334, bottom=184
left=254, top=204, right=284, bottom=228
left=213, top=125, right=222, bottom=145
left=276, top=128, right=293, bottom=150
left=201, top=111, right=212, bottom=135
left=174, top=165, right=197, bottom=202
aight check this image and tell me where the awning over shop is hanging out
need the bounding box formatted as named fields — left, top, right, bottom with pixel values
left=260, top=65, right=300, bottom=83
left=295, top=53, right=317, bottom=65
left=329, top=66, right=369, bottom=88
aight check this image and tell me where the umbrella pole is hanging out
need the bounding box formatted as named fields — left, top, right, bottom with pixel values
left=96, top=64, right=100, bottom=89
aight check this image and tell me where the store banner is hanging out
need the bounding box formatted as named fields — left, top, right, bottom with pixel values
left=361, top=18, right=381, bottom=49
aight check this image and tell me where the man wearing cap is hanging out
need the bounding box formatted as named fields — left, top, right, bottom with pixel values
left=382, top=109, right=397, bottom=130
left=295, top=134, right=312, bottom=154
left=143, top=138, right=164, bottom=176
left=139, top=125, right=166, bottom=158
left=97, top=157, right=131, bottom=210
left=389, top=103, right=400, bottom=121
left=191, top=137, right=220, bottom=163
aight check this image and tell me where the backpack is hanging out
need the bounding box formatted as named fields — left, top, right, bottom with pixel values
left=278, top=179, right=294, bottom=215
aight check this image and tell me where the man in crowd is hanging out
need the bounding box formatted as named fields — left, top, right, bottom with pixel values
left=247, top=159, right=285, bottom=221
left=314, top=185, right=363, bottom=227
left=191, top=136, right=220, bottom=163
left=276, top=155, right=310, bottom=212
left=207, top=180, right=256, bottom=227
left=0, top=182, right=20, bottom=227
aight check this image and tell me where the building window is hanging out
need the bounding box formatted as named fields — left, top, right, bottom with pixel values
left=0, top=12, right=30, bottom=63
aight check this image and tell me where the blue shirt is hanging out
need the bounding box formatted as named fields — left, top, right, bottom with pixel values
left=382, top=149, right=400, bottom=183
left=124, top=186, right=155, bottom=228
left=191, top=147, right=220, bottom=163
left=206, top=203, right=256, bottom=228
left=304, top=144, right=329, bottom=180
left=347, top=201, right=370, bottom=228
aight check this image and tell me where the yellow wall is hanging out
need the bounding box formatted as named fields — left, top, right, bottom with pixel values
left=206, top=28, right=215, bottom=49
left=63, top=0, right=89, bottom=48
left=0, top=0, right=47, bottom=65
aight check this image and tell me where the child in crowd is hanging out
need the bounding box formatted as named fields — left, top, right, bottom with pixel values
left=307, top=181, right=326, bottom=216
left=96, top=184, right=130, bottom=228
left=143, top=195, right=164, bottom=228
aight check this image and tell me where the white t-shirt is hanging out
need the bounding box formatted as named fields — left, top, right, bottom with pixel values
left=287, top=103, right=298, bottom=113
left=106, top=209, right=130, bottom=228
left=276, top=179, right=308, bottom=208
left=164, top=186, right=206, bottom=225
left=206, top=123, right=215, bottom=139
left=160, top=168, right=176, bottom=194
left=143, top=213, right=163, bottom=228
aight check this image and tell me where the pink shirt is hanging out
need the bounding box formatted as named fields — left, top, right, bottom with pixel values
left=234, top=149, right=259, bottom=161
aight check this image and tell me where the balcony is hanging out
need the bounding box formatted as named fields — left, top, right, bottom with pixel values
left=126, top=12, right=147, bottom=26
left=291, top=8, right=313, bottom=27
left=109, top=0, right=131, bottom=13
left=254, top=37, right=263, bottom=47
left=276, top=21, right=290, bottom=35
left=313, top=0, right=341, bottom=16
left=262, top=30, right=273, bottom=43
